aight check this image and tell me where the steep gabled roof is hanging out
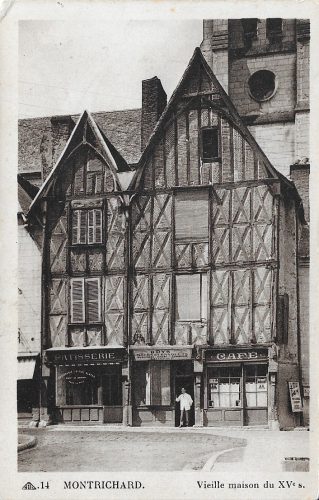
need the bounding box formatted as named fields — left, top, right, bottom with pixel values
left=29, top=110, right=132, bottom=213
left=18, top=174, right=39, bottom=215
left=132, top=47, right=295, bottom=191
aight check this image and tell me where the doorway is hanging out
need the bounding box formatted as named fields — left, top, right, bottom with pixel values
left=175, top=375, right=194, bottom=427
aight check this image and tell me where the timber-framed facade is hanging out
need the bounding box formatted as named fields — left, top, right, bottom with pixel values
left=19, top=21, right=310, bottom=430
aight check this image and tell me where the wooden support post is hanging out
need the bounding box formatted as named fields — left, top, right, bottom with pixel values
left=193, top=360, right=203, bottom=427
left=122, top=363, right=132, bottom=426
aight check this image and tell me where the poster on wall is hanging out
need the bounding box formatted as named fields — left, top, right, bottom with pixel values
left=288, top=381, right=303, bottom=412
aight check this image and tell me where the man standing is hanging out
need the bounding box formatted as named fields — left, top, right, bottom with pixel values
left=176, top=388, right=193, bottom=427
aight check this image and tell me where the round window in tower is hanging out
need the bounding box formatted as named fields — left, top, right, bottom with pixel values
left=248, top=70, right=277, bottom=102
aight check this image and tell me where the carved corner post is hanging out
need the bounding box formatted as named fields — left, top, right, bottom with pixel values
left=268, top=345, right=279, bottom=430
left=193, top=358, right=204, bottom=427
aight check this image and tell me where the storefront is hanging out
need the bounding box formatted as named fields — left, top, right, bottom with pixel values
left=131, top=346, right=194, bottom=426
left=17, top=353, right=39, bottom=416
left=203, top=347, right=271, bottom=427
left=45, top=347, right=126, bottom=424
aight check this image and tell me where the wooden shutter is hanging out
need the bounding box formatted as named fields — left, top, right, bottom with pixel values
left=175, top=190, right=208, bottom=240
left=150, top=361, right=171, bottom=405
left=176, top=274, right=201, bottom=320
left=72, top=210, right=80, bottom=244
left=94, top=209, right=102, bottom=243
left=79, top=210, right=87, bottom=244
left=201, top=274, right=208, bottom=321
left=86, top=278, right=101, bottom=323
left=71, top=279, right=85, bottom=323
left=88, top=210, right=94, bottom=244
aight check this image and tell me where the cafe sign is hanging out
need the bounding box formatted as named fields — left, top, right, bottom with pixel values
left=205, top=348, right=268, bottom=362
left=46, top=348, right=125, bottom=365
left=133, top=348, right=192, bottom=361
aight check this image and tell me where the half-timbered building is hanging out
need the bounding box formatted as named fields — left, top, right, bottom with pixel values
left=25, top=45, right=306, bottom=429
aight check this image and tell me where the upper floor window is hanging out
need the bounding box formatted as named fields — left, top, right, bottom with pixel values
left=201, top=127, right=219, bottom=162
left=241, top=18, right=258, bottom=40
left=72, top=208, right=103, bottom=245
left=175, top=274, right=207, bottom=322
left=266, top=18, right=283, bottom=38
left=175, top=190, right=208, bottom=241
left=70, top=277, right=101, bottom=324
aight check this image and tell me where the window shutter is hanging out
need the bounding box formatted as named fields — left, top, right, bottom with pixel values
left=94, top=209, right=102, bottom=243
left=175, top=190, right=208, bottom=240
left=176, top=274, right=201, bottom=320
left=79, top=210, right=87, bottom=244
left=88, top=210, right=95, bottom=244
left=71, top=279, right=85, bottom=323
left=72, top=210, right=80, bottom=244
left=86, top=278, right=101, bottom=323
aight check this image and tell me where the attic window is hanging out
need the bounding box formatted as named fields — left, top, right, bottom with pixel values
left=266, top=18, right=283, bottom=38
left=248, top=70, right=277, bottom=102
left=241, top=18, right=258, bottom=40
left=201, top=127, right=219, bottom=162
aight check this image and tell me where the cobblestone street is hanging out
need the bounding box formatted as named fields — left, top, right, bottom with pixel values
left=18, top=427, right=246, bottom=472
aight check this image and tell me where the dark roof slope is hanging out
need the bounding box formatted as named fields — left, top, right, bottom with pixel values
left=18, top=174, right=39, bottom=214
left=18, top=108, right=142, bottom=174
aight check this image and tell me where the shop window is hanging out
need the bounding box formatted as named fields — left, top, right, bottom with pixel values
left=176, top=274, right=207, bottom=321
left=57, top=366, right=99, bottom=405
left=133, top=361, right=171, bottom=406
left=241, top=18, right=258, bottom=40
left=248, top=70, right=277, bottom=102
left=70, top=277, right=101, bottom=324
left=201, top=127, right=219, bottom=162
left=72, top=208, right=103, bottom=245
left=266, top=18, right=283, bottom=39
left=245, top=365, right=268, bottom=407
left=175, top=190, right=208, bottom=241
left=208, top=366, right=241, bottom=408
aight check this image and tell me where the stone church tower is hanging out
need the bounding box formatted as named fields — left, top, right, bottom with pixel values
left=201, top=18, right=310, bottom=424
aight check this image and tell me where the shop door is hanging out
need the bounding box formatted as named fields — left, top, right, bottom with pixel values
left=102, top=365, right=123, bottom=423
left=243, top=365, right=268, bottom=426
left=175, top=376, right=194, bottom=427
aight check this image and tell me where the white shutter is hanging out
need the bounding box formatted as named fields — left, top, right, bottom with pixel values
left=86, top=278, right=101, bottom=323
left=88, top=210, right=95, bottom=244
left=94, top=209, right=102, bottom=243
left=71, top=279, right=85, bottom=323
left=79, top=210, right=87, bottom=244
left=72, top=210, right=80, bottom=244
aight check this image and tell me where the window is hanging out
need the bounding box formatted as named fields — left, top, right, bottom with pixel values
left=241, top=18, right=258, bottom=40
left=208, top=366, right=241, bottom=408
left=245, top=365, right=268, bottom=407
left=176, top=274, right=207, bottom=321
left=175, top=190, right=208, bottom=241
left=201, top=128, right=219, bottom=162
left=266, top=18, right=283, bottom=38
left=70, top=278, right=101, bottom=324
left=248, top=70, right=276, bottom=102
left=133, top=361, right=171, bottom=406
left=72, top=209, right=103, bottom=245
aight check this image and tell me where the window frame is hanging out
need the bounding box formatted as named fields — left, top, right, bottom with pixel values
left=71, top=207, right=103, bottom=246
left=266, top=18, right=283, bottom=39
left=175, top=273, right=208, bottom=323
left=70, top=277, right=102, bottom=325
left=200, top=126, right=220, bottom=163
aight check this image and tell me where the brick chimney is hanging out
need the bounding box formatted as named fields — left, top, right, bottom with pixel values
left=49, top=115, right=75, bottom=179
left=290, top=162, right=310, bottom=223
left=200, top=19, right=229, bottom=92
left=141, top=77, right=167, bottom=151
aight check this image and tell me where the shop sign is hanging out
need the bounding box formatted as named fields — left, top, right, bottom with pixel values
left=59, top=369, right=96, bottom=385
left=288, top=381, right=303, bottom=412
left=47, top=348, right=125, bottom=365
left=205, top=349, right=268, bottom=362
left=133, top=348, right=192, bottom=361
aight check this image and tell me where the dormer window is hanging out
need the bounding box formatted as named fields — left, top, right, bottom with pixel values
left=241, top=18, right=258, bottom=41
left=201, top=127, right=219, bottom=162
left=266, top=18, right=283, bottom=39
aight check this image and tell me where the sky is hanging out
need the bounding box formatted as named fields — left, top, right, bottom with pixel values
left=19, top=20, right=203, bottom=118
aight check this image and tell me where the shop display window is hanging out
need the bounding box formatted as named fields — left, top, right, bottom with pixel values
left=245, top=364, right=268, bottom=407
left=208, top=366, right=241, bottom=408
left=133, top=361, right=171, bottom=406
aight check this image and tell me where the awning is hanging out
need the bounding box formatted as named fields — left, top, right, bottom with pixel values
left=18, top=357, right=37, bottom=380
